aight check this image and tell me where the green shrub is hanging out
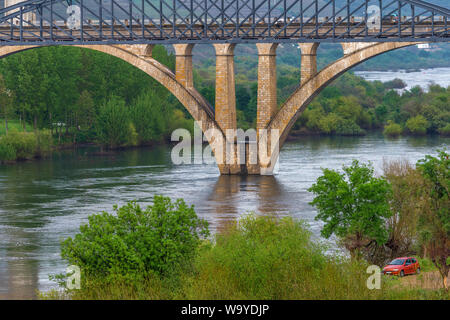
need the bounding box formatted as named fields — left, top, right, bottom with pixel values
left=49, top=207, right=450, bottom=300
left=318, top=113, right=341, bottom=134
left=0, top=139, right=16, bottom=162
left=0, top=131, right=37, bottom=159
left=184, top=214, right=378, bottom=300
left=60, top=196, right=209, bottom=283
left=438, top=124, right=450, bottom=136
left=127, top=122, right=139, bottom=147
left=130, top=91, right=171, bottom=144
left=383, top=121, right=403, bottom=137
left=416, top=257, right=438, bottom=272
left=406, top=115, right=430, bottom=135
left=335, top=118, right=365, bottom=136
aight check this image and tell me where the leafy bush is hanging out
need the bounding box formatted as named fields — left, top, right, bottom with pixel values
left=0, top=139, right=16, bottom=162
left=0, top=131, right=37, bottom=159
left=185, top=214, right=375, bottom=299
left=60, top=196, right=209, bottom=282
left=438, top=124, right=450, bottom=136
left=384, top=78, right=407, bottom=90
left=335, top=118, right=365, bottom=136
left=318, top=113, right=341, bottom=134
left=406, top=115, right=430, bottom=135
left=383, top=121, right=403, bottom=137
left=49, top=207, right=450, bottom=300
left=416, top=150, right=449, bottom=289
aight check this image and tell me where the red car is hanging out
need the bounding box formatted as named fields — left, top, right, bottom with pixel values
left=383, top=257, right=420, bottom=276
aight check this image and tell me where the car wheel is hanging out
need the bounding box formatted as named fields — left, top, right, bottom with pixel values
left=416, top=268, right=420, bottom=275
left=400, top=270, right=404, bottom=277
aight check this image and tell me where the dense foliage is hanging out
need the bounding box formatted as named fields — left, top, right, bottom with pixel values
left=309, top=151, right=449, bottom=289
left=60, top=196, right=209, bottom=282
left=47, top=208, right=449, bottom=300
left=416, top=150, right=450, bottom=289
left=0, top=44, right=448, bottom=157
left=308, top=160, right=393, bottom=259
left=0, top=45, right=190, bottom=150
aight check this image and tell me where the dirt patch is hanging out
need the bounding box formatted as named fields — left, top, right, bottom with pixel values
left=397, top=271, right=445, bottom=290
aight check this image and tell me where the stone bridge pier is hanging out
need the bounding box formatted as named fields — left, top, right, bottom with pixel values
left=170, top=40, right=417, bottom=175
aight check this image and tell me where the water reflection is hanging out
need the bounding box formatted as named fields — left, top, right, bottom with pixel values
left=207, top=175, right=287, bottom=231
left=0, top=227, right=39, bottom=300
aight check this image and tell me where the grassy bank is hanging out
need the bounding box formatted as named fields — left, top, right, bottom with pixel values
left=40, top=198, right=449, bottom=300
left=0, top=119, right=26, bottom=135
left=0, top=129, right=52, bottom=163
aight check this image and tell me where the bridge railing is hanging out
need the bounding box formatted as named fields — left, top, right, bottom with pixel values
left=0, top=0, right=448, bottom=44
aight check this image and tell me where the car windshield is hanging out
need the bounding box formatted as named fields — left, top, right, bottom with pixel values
left=388, top=259, right=405, bottom=265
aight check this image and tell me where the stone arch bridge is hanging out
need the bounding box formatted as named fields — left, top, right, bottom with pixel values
left=0, top=0, right=449, bottom=174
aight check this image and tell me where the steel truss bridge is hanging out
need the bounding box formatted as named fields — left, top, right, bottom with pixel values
left=0, top=0, right=449, bottom=45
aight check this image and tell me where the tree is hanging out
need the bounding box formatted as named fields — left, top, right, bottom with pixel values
left=96, top=96, right=131, bottom=148
left=381, top=160, right=426, bottom=263
left=308, top=160, right=392, bottom=260
left=0, top=74, right=14, bottom=134
left=129, top=90, right=169, bottom=144
left=406, top=115, right=430, bottom=135
left=76, top=90, right=95, bottom=129
left=383, top=120, right=403, bottom=137
left=416, top=150, right=450, bottom=290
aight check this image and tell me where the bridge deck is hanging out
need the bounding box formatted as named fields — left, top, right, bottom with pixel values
left=1, top=21, right=447, bottom=44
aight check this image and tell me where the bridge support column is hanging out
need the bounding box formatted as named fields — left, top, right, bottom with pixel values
left=213, top=43, right=237, bottom=131
left=213, top=43, right=241, bottom=175
left=256, top=43, right=278, bottom=130
left=173, top=44, right=194, bottom=88
left=299, top=43, right=319, bottom=85
left=251, top=43, right=279, bottom=175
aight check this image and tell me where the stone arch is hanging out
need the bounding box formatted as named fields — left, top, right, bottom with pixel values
left=0, top=44, right=223, bottom=146
left=268, top=42, right=418, bottom=148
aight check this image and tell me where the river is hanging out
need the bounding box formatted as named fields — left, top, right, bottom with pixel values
left=0, top=132, right=448, bottom=299
left=354, top=67, right=450, bottom=91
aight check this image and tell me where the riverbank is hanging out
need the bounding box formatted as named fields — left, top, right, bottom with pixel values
left=1, top=124, right=448, bottom=165
left=39, top=206, right=450, bottom=300
left=40, top=196, right=450, bottom=300
left=0, top=133, right=448, bottom=298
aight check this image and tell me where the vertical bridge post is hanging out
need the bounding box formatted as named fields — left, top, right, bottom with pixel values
left=173, top=44, right=194, bottom=88
left=213, top=43, right=237, bottom=131
left=256, top=43, right=278, bottom=130
left=213, top=43, right=241, bottom=174
left=252, top=43, right=279, bottom=175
